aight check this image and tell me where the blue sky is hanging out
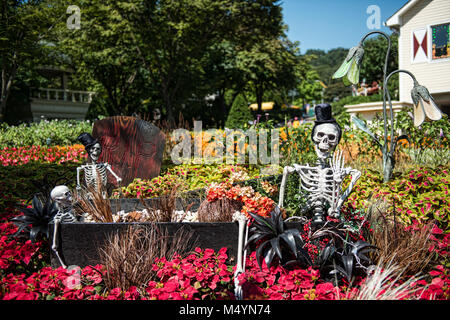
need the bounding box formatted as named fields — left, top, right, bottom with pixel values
left=281, top=0, right=409, bottom=53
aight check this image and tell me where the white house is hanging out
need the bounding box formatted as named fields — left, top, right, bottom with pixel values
left=386, top=0, right=450, bottom=115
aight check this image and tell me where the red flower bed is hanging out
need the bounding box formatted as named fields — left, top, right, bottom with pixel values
left=206, top=182, right=275, bottom=219
left=0, top=145, right=86, bottom=166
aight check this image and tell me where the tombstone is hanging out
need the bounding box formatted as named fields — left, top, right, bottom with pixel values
left=92, top=116, right=165, bottom=187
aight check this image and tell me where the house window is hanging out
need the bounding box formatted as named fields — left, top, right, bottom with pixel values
left=431, top=23, right=450, bottom=60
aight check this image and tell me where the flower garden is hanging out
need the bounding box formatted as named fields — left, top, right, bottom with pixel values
left=0, top=114, right=449, bottom=301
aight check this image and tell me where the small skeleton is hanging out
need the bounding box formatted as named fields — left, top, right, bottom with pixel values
left=51, top=185, right=77, bottom=269
left=279, top=105, right=361, bottom=224
left=76, top=133, right=122, bottom=196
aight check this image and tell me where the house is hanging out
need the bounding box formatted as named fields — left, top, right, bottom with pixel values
left=346, top=0, right=449, bottom=122
left=386, top=0, right=450, bottom=115
left=5, top=41, right=95, bottom=124
left=29, top=65, right=95, bottom=122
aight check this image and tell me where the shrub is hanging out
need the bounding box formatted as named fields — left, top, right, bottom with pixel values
left=0, top=120, right=93, bottom=148
left=225, top=94, right=253, bottom=129
left=344, top=166, right=450, bottom=233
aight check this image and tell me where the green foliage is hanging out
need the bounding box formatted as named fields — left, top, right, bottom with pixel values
left=279, top=123, right=316, bottom=168
left=225, top=94, right=253, bottom=129
left=304, top=48, right=352, bottom=101
left=0, top=119, right=93, bottom=148
left=360, top=33, right=399, bottom=97
left=345, top=166, right=450, bottom=233
left=392, top=109, right=450, bottom=150
left=331, top=94, right=383, bottom=128
left=0, top=162, right=78, bottom=211
left=0, top=0, right=61, bottom=119
left=113, top=163, right=266, bottom=198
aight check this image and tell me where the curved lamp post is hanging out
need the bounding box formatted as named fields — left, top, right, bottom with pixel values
left=333, top=31, right=442, bottom=182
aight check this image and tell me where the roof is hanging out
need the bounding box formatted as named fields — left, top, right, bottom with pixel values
left=385, top=0, right=421, bottom=28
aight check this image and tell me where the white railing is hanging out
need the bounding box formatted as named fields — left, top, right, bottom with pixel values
left=30, top=88, right=95, bottom=104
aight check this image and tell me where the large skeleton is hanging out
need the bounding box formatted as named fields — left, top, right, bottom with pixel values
left=51, top=185, right=77, bottom=269
left=233, top=104, right=362, bottom=300
left=279, top=121, right=361, bottom=224
left=76, top=134, right=122, bottom=194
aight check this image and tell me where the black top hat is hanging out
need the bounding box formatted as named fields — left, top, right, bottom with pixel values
left=314, top=103, right=337, bottom=124
left=77, top=132, right=98, bottom=151
left=311, top=103, right=342, bottom=143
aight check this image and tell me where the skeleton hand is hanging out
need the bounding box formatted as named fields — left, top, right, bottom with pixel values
left=331, top=149, right=345, bottom=183
left=327, top=207, right=340, bottom=218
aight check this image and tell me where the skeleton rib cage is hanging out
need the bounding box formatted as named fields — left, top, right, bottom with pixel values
left=81, top=163, right=108, bottom=190
left=297, top=164, right=341, bottom=213
left=278, top=150, right=361, bottom=220
left=53, top=210, right=77, bottom=223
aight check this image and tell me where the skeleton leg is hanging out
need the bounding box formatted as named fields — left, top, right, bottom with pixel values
left=234, top=216, right=248, bottom=300
left=51, top=219, right=67, bottom=269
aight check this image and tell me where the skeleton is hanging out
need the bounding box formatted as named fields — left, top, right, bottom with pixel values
left=279, top=122, right=361, bottom=224
left=51, top=185, right=77, bottom=269
left=76, top=135, right=122, bottom=196
left=233, top=104, right=361, bottom=299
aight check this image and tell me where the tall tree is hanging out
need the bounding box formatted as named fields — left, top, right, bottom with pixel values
left=54, top=1, right=146, bottom=117
left=0, top=0, right=60, bottom=121
left=237, top=36, right=299, bottom=113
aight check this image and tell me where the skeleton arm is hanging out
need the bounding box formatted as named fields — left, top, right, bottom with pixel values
left=76, top=166, right=84, bottom=190
left=105, top=163, right=122, bottom=185
left=335, top=167, right=361, bottom=213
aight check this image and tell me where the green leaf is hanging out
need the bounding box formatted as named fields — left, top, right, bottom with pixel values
left=352, top=115, right=382, bottom=147
left=346, top=59, right=360, bottom=85
left=332, top=58, right=352, bottom=80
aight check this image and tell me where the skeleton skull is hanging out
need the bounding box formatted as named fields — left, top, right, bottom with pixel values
left=50, top=185, right=73, bottom=207
left=88, top=143, right=102, bottom=162
left=312, top=123, right=340, bottom=160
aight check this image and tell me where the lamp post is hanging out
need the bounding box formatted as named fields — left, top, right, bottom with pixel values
left=333, top=31, right=442, bottom=182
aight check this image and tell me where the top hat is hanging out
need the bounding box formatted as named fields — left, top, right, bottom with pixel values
left=314, top=103, right=337, bottom=124
left=77, top=132, right=98, bottom=151
left=311, top=103, right=342, bottom=143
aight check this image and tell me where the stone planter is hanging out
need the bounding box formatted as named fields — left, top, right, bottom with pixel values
left=49, top=220, right=302, bottom=268
left=50, top=190, right=298, bottom=268
left=49, top=221, right=241, bottom=268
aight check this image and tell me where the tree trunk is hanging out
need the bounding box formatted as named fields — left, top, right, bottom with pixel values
left=162, top=87, right=175, bottom=125
left=1, top=65, right=17, bottom=122
left=256, top=83, right=264, bottom=114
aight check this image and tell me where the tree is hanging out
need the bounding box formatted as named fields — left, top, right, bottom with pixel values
left=53, top=1, right=148, bottom=117
left=305, top=48, right=351, bottom=102
left=113, top=0, right=290, bottom=124
left=237, top=36, right=299, bottom=113
left=359, top=33, right=399, bottom=97
left=225, top=93, right=253, bottom=129
left=0, top=0, right=60, bottom=121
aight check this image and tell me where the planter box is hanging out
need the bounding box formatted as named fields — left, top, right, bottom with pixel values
left=49, top=221, right=302, bottom=268
left=109, top=197, right=203, bottom=214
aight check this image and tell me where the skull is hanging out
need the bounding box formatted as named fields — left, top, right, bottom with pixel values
left=50, top=185, right=73, bottom=207
left=312, top=123, right=340, bottom=160
left=88, top=143, right=102, bottom=162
